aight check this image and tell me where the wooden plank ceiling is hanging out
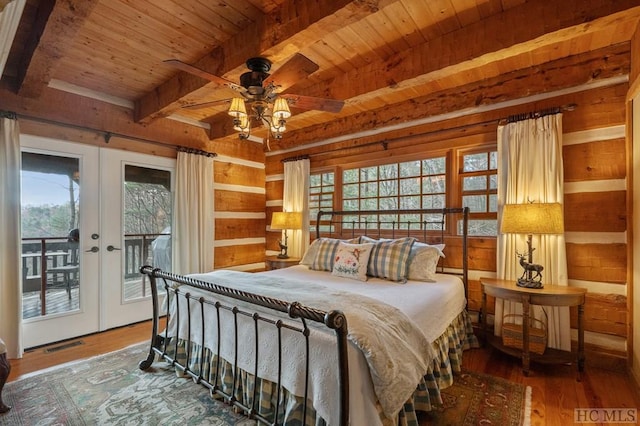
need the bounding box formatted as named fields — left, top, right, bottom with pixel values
left=2, top=0, right=640, bottom=151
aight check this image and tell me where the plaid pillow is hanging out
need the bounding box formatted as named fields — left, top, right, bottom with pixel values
left=310, top=237, right=360, bottom=271
left=361, top=236, right=416, bottom=282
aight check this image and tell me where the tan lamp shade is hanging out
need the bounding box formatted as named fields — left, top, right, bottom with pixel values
left=501, top=203, right=564, bottom=235
left=270, top=211, right=302, bottom=230
left=228, top=98, right=247, bottom=118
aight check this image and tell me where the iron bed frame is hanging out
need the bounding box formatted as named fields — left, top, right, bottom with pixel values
left=138, top=207, right=470, bottom=425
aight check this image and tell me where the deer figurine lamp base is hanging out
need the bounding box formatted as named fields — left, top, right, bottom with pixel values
left=517, top=234, right=545, bottom=289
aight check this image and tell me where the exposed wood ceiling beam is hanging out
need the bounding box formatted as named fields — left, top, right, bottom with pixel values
left=206, top=0, right=640, bottom=141
left=272, top=43, right=630, bottom=151
left=134, top=0, right=395, bottom=123
left=15, top=0, right=99, bottom=98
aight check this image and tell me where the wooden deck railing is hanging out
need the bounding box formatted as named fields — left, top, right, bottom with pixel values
left=21, top=232, right=171, bottom=292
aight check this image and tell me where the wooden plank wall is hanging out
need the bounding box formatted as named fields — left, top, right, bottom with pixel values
left=264, top=81, right=630, bottom=360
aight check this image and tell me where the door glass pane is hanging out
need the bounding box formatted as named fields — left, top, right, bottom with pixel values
left=21, top=152, right=80, bottom=319
left=123, top=165, right=172, bottom=302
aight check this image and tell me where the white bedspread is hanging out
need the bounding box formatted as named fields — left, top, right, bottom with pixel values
left=267, top=265, right=467, bottom=342
left=166, top=267, right=466, bottom=425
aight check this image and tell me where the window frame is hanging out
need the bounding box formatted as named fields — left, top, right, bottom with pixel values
left=308, top=144, right=498, bottom=237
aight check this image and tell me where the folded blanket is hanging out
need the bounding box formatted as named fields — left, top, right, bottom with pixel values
left=168, top=270, right=436, bottom=421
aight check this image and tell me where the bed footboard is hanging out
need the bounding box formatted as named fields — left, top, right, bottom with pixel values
left=138, top=265, right=349, bottom=426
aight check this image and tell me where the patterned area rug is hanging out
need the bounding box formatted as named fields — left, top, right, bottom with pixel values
left=420, top=371, right=531, bottom=426
left=1, top=342, right=253, bottom=425
left=1, top=342, right=531, bottom=425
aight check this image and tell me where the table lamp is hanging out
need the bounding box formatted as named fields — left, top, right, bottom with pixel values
left=500, top=202, right=564, bottom=288
left=270, top=211, right=302, bottom=259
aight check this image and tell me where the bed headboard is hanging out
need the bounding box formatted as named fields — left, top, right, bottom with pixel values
left=315, top=208, right=470, bottom=299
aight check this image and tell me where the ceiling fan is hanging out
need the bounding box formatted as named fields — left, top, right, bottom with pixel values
left=164, top=53, right=344, bottom=139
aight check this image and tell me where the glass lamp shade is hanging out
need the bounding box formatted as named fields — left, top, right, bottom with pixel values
left=270, top=119, right=286, bottom=133
left=233, top=114, right=250, bottom=132
left=272, top=97, right=291, bottom=120
left=501, top=202, right=564, bottom=235
left=228, top=98, right=247, bottom=118
left=270, top=211, right=302, bottom=230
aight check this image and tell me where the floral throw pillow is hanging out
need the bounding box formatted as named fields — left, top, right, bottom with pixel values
left=331, top=242, right=374, bottom=281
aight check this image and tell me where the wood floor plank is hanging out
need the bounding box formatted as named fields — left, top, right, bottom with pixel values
left=6, top=325, right=640, bottom=424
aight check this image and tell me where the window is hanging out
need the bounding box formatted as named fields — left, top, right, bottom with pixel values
left=309, top=171, right=334, bottom=232
left=459, top=148, right=498, bottom=235
left=308, top=145, right=498, bottom=237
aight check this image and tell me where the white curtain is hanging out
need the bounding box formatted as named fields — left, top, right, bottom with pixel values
left=173, top=151, right=215, bottom=274
left=0, top=116, right=23, bottom=358
left=283, top=159, right=310, bottom=258
left=496, top=114, right=570, bottom=351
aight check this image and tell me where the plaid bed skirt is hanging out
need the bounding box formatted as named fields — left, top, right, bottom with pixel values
left=160, top=309, right=478, bottom=425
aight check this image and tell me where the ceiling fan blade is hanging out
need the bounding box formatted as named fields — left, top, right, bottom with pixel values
left=280, top=94, right=344, bottom=113
left=263, top=53, right=319, bottom=92
left=164, top=59, right=245, bottom=94
left=181, top=99, right=232, bottom=110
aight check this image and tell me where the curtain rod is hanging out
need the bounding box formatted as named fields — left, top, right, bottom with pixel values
left=295, top=103, right=577, bottom=160
left=501, top=103, right=576, bottom=124
left=176, top=147, right=217, bottom=157
left=1, top=109, right=217, bottom=157
left=281, top=154, right=310, bottom=163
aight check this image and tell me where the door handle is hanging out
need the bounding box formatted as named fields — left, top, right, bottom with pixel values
left=86, top=246, right=99, bottom=253
left=107, top=245, right=121, bottom=252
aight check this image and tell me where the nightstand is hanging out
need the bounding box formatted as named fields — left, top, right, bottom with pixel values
left=480, top=277, right=586, bottom=379
left=265, top=255, right=301, bottom=270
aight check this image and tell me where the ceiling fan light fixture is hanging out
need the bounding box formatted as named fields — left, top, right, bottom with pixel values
left=228, top=97, right=247, bottom=118
left=272, top=97, right=291, bottom=120
left=233, top=114, right=251, bottom=139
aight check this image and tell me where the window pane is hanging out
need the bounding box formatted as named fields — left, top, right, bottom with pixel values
left=379, top=180, right=398, bottom=196
left=399, top=177, right=420, bottom=195
left=310, top=186, right=321, bottom=194
left=309, top=174, right=320, bottom=186
left=400, top=196, right=420, bottom=209
left=343, top=169, right=358, bottom=183
left=343, top=199, right=358, bottom=211
left=379, top=197, right=398, bottom=210
left=361, top=198, right=378, bottom=210
left=423, top=157, right=445, bottom=174
left=379, top=164, right=397, bottom=179
left=422, top=176, right=446, bottom=193
left=322, top=173, right=334, bottom=184
left=465, top=219, right=497, bottom=236
left=463, top=153, right=488, bottom=172
left=463, top=194, right=487, bottom=212
left=422, top=194, right=445, bottom=209
left=360, top=167, right=377, bottom=181
left=360, top=182, right=378, bottom=197
left=343, top=183, right=359, bottom=198
left=463, top=176, right=487, bottom=191
left=490, top=151, right=498, bottom=170
left=489, top=175, right=497, bottom=190
left=400, top=160, right=421, bottom=177
left=489, top=194, right=497, bottom=212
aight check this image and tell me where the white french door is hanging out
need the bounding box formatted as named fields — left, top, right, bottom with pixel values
left=21, top=135, right=101, bottom=347
left=21, top=137, right=174, bottom=347
left=100, top=149, right=174, bottom=329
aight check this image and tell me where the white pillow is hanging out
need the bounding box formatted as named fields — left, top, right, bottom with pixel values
left=407, top=242, right=445, bottom=282
left=331, top=242, right=374, bottom=282
left=300, top=239, right=321, bottom=266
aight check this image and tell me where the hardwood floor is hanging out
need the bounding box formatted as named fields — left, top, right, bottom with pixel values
left=6, top=323, right=640, bottom=425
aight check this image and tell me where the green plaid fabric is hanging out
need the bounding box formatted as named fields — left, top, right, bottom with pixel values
left=361, top=236, right=416, bottom=282
left=158, top=304, right=478, bottom=425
